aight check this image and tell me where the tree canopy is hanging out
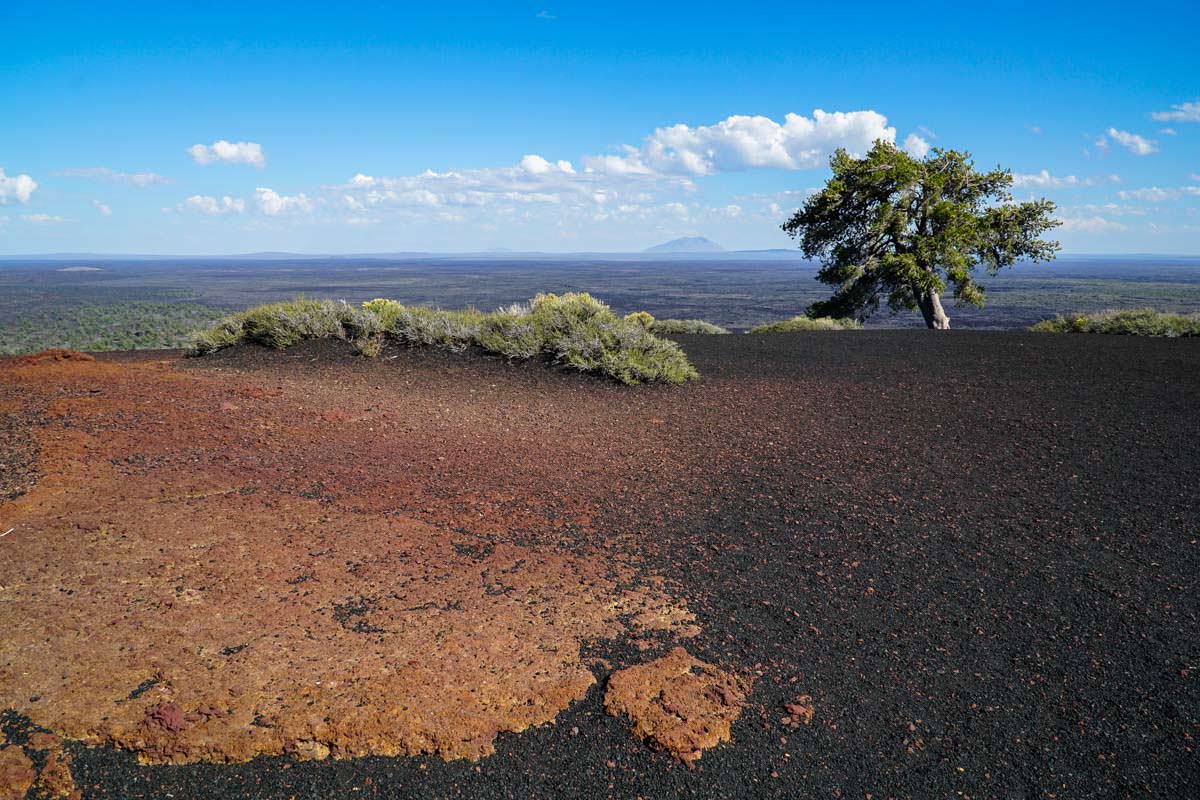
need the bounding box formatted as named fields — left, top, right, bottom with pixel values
left=782, top=141, right=1061, bottom=329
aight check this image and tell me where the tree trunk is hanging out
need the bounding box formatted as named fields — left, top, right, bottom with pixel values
left=917, top=289, right=951, bottom=330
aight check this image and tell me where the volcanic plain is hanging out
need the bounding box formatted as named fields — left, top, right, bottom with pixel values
left=1, top=332, right=1197, bottom=798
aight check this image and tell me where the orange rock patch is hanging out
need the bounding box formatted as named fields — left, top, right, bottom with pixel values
left=6, top=349, right=95, bottom=367
left=604, top=647, right=750, bottom=765
left=0, top=354, right=700, bottom=764
left=0, top=746, right=36, bottom=800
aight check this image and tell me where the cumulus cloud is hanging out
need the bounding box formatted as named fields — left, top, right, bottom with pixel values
left=1150, top=99, right=1200, bottom=123
left=902, top=133, right=930, bottom=158
left=339, top=155, right=626, bottom=213
left=254, top=187, right=316, bottom=216
left=54, top=167, right=170, bottom=187
left=583, top=110, right=896, bottom=176
left=1104, top=128, right=1158, bottom=156
left=519, top=154, right=575, bottom=175
left=1011, top=170, right=1120, bottom=188
left=0, top=168, right=38, bottom=204
left=336, top=110, right=904, bottom=225
left=1058, top=216, right=1128, bottom=233
left=92, top=200, right=113, bottom=216
left=179, top=194, right=246, bottom=215
left=188, top=140, right=266, bottom=168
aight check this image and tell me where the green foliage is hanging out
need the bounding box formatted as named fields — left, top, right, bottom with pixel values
left=0, top=301, right=230, bottom=355
left=649, top=319, right=730, bottom=335
left=749, top=316, right=863, bottom=333
left=188, top=293, right=698, bottom=385
left=782, top=141, right=1061, bottom=328
left=188, top=317, right=246, bottom=355
left=1029, top=308, right=1200, bottom=337
left=623, top=310, right=656, bottom=329
left=476, top=306, right=542, bottom=359
left=530, top=294, right=698, bottom=384
left=388, top=305, right=484, bottom=352
left=238, top=298, right=354, bottom=348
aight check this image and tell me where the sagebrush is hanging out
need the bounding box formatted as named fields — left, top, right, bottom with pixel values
left=649, top=319, right=730, bottom=335
left=188, top=293, right=698, bottom=385
left=749, top=316, right=862, bottom=333
left=1029, top=308, right=1200, bottom=337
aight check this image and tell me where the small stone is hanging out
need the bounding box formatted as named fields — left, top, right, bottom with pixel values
left=782, top=695, right=814, bottom=726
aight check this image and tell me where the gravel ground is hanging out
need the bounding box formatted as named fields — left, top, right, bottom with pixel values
left=2, top=331, right=1198, bottom=798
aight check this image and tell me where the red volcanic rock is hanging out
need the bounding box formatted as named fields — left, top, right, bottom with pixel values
left=605, top=647, right=750, bottom=765
left=8, top=349, right=96, bottom=366
left=0, top=746, right=36, bottom=800
left=146, top=703, right=187, bottom=733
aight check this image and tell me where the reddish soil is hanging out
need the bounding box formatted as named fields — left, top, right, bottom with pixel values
left=0, top=346, right=707, bottom=768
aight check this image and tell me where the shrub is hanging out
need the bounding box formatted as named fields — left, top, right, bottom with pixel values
left=388, top=306, right=483, bottom=352
left=239, top=298, right=354, bottom=348
left=186, top=298, right=356, bottom=354
left=526, top=293, right=697, bottom=384
left=188, top=293, right=697, bottom=385
left=1029, top=308, right=1200, bottom=337
left=476, top=307, right=542, bottom=359
left=749, top=316, right=862, bottom=333
left=649, top=319, right=730, bottom=335
left=187, top=317, right=245, bottom=355
left=623, top=310, right=655, bottom=330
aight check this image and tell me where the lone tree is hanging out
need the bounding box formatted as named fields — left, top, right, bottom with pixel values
left=782, top=141, right=1061, bottom=329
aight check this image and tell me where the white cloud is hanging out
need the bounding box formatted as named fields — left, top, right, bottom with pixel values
left=1159, top=128, right=1177, bottom=136
left=1058, top=216, right=1128, bottom=233
left=54, top=167, right=170, bottom=186
left=1078, top=203, right=1147, bottom=217
left=254, top=187, right=315, bottom=216
left=21, top=213, right=66, bottom=224
left=1105, top=128, right=1158, bottom=156
left=519, top=154, right=575, bottom=174
left=902, top=133, right=930, bottom=158
left=188, top=140, right=266, bottom=168
left=1118, top=186, right=1200, bottom=202
left=0, top=168, right=38, bottom=204
left=91, top=200, right=113, bottom=216
left=1150, top=99, right=1200, bottom=123
left=583, top=110, right=896, bottom=176
left=338, top=109, right=898, bottom=226
left=338, top=156, right=648, bottom=214
left=179, top=194, right=246, bottom=215
left=1027, top=125, right=1043, bottom=135
left=1011, top=170, right=1120, bottom=188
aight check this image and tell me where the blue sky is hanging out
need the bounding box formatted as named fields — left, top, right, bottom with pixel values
left=1, top=0, right=1197, bottom=254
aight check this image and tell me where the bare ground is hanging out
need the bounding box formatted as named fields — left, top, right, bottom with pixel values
left=2, top=332, right=1198, bottom=798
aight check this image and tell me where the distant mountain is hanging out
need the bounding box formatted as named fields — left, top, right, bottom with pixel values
left=643, top=237, right=726, bottom=253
